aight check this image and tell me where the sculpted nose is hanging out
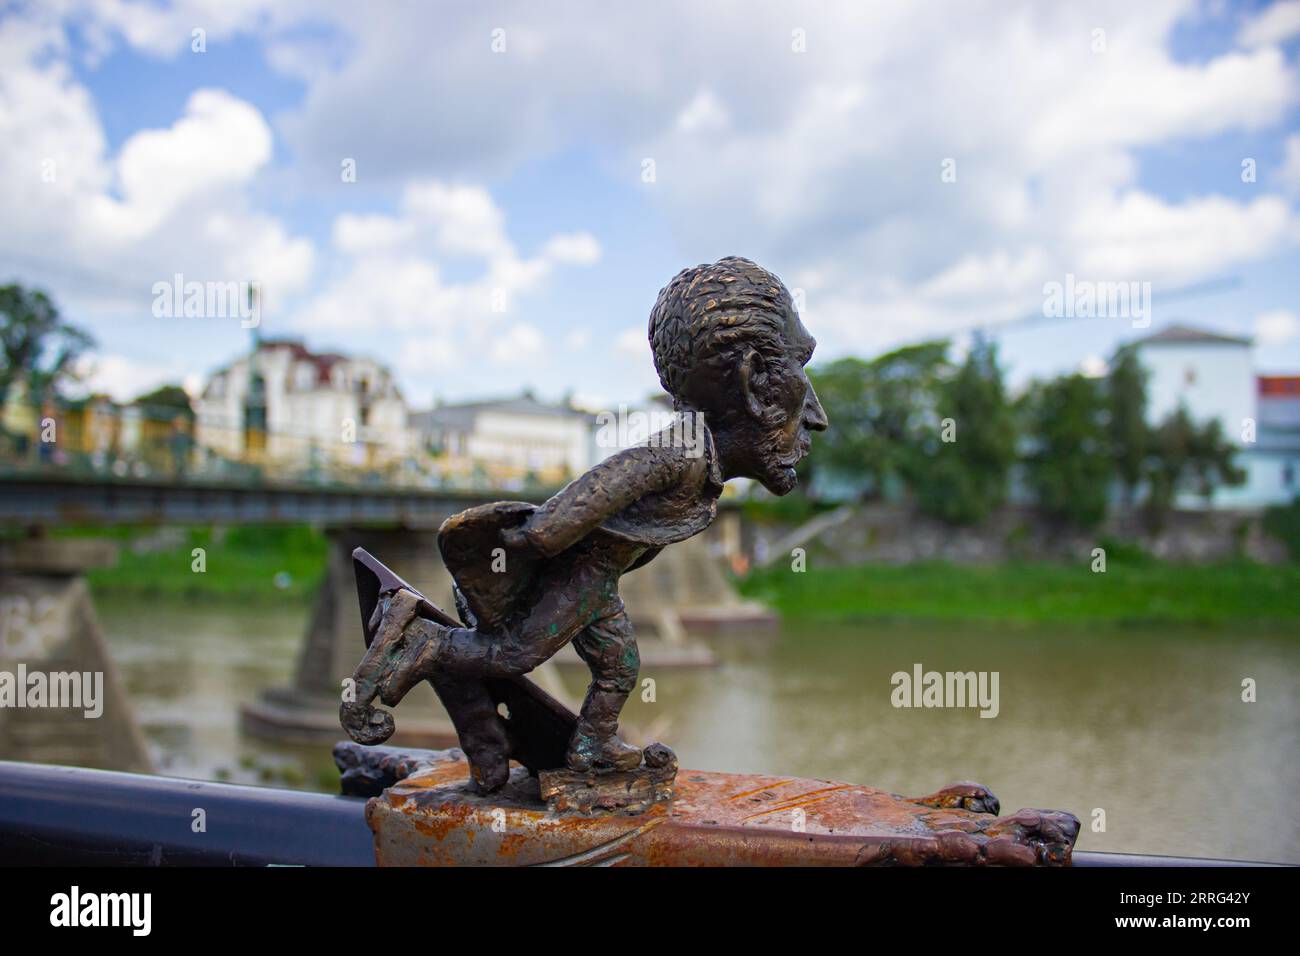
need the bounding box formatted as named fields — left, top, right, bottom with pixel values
left=804, top=383, right=828, bottom=431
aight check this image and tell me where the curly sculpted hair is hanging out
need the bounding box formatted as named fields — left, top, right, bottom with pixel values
left=647, top=256, right=795, bottom=411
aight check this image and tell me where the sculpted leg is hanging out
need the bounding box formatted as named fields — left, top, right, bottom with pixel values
left=400, top=555, right=599, bottom=682
left=567, top=607, right=642, bottom=772
left=427, top=672, right=510, bottom=794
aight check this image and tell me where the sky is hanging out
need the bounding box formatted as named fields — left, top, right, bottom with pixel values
left=1, top=0, right=1299, bottom=412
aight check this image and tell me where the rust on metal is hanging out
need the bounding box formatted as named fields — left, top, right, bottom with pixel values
left=364, top=749, right=1080, bottom=867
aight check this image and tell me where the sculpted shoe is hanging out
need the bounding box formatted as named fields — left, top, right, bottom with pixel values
left=565, top=728, right=643, bottom=773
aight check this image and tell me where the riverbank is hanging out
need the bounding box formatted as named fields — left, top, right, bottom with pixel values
left=59, top=523, right=1300, bottom=626
left=59, top=525, right=329, bottom=602
left=737, top=558, right=1300, bottom=626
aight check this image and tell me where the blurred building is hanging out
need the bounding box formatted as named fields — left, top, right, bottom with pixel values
left=0, top=387, right=195, bottom=479
left=195, top=338, right=409, bottom=472
left=410, top=391, right=595, bottom=489
left=1255, top=375, right=1300, bottom=502
left=1130, top=323, right=1300, bottom=508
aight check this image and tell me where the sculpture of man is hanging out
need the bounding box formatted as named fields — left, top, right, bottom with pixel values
left=342, top=256, right=827, bottom=791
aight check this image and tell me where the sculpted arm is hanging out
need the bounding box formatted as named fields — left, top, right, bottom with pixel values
left=513, top=448, right=684, bottom=557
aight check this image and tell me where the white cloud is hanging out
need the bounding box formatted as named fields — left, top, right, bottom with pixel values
left=72, top=352, right=180, bottom=402
left=1279, top=133, right=1300, bottom=196
left=403, top=182, right=512, bottom=260
left=290, top=178, right=600, bottom=392
left=617, top=326, right=648, bottom=358
left=541, top=233, right=602, bottom=266
left=1070, top=192, right=1295, bottom=280
left=6, top=0, right=1300, bottom=402
left=1028, top=47, right=1294, bottom=161
left=0, top=18, right=314, bottom=326
left=113, top=89, right=272, bottom=229
left=567, top=389, right=608, bottom=412
left=303, top=181, right=600, bottom=333
left=69, top=0, right=281, bottom=60
left=1254, top=308, right=1300, bottom=346
left=920, top=249, right=1052, bottom=302
left=490, top=323, right=546, bottom=366
left=0, top=19, right=313, bottom=405
left=1238, top=0, right=1300, bottom=48
left=332, top=214, right=415, bottom=253
left=1079, top=354, right=1109, bottom=378
left=676, top=90, right=730, bottom=133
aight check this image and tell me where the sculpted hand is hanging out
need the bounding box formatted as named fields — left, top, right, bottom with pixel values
left=500, top=525, right=534, bottom=551
left=367, top=587, right=421, bottom=640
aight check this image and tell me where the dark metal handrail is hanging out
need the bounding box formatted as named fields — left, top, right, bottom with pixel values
left=0, top=760, right=375, bottom=866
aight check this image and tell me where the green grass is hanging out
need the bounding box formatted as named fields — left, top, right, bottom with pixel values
left=738, top=558, right=1300, bottom=627
left=62, top=524, right=329, bottom=602
left=44, top=521, right=1300, bottom=625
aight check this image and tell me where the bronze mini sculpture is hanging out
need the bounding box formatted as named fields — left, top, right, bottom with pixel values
left=340, top=256, right=827, bottom=797
left=336, top=257, right=1082, bottom=864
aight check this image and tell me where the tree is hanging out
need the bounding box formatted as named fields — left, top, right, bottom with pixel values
left=910, top=335, right=1016, bottom=525
left=1020, top=373, right=1112, bottom=529
left=1143, top=409, right=1245, bottom=530
left=0, top=285, right=95, bottom=409
left=809, top=341, right=950, bottom=501
left=133, top=384, right=195, bottom=422
left=1105, top=346, right=1148, bottom=508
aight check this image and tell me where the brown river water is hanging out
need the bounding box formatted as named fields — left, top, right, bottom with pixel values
left=96, top=597, right=1299, bottom=864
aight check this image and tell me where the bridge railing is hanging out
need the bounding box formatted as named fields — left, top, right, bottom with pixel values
left=0, top=399, right=559, bottom=495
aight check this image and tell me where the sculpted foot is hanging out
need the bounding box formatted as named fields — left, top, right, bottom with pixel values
left=466, top=750, right=511, bottom=794
left=565, top=730, right=642, bottom=773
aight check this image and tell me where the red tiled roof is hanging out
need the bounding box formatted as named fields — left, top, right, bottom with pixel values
left=1259, top=376, right=1300, bottom=397
left=259, top=338, right=347, bottom=385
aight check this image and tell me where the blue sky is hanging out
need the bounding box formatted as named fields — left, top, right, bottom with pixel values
left=1, top=0, right=1298, bottom=411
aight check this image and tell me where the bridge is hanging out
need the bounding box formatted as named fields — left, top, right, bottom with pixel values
left=0, top=470, right=551, bottom=527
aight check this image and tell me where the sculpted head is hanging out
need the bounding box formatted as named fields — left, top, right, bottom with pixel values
left=648, top=256, right=828, bottom=495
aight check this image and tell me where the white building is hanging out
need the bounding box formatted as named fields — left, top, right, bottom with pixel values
left=1251, top=375, right=1300, bottom=505
left=195, top=338, right=410, bottom=472
left=410, top=392, right=595, bottom=488
left=1130, top=324, right=1300, bottom=508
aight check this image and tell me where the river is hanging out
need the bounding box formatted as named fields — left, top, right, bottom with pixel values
left=97, top=597, right=1299, bottom=864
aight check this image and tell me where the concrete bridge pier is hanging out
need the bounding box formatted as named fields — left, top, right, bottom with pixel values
left=241, top=526, right=466, bottom=748
left=0, top=538, right=153, bottom=773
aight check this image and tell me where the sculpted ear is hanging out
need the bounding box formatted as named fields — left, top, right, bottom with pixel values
left=738, top=349, right=765, bottom=420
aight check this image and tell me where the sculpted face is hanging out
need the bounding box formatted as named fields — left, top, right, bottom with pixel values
left=744, top=307, right=828, bottom=495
